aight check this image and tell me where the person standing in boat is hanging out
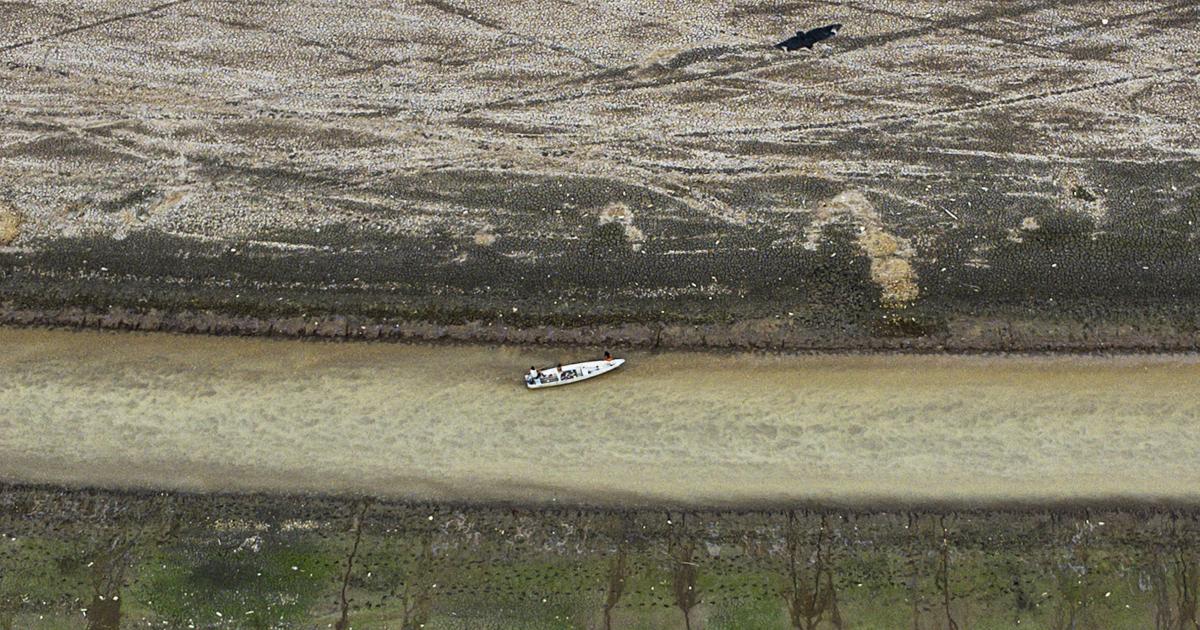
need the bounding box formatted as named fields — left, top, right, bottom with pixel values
left=526, top=366, right=541, bottom=385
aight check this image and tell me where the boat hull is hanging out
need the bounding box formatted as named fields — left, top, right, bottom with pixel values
left=526, top=359, right=624, bottom=389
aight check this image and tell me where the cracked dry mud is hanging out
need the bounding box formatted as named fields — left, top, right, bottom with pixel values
left=1, top=0, right=1199, bottom=349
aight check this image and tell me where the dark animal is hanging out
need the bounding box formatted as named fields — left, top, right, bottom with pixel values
left=775, top=23, right=842, bottom=51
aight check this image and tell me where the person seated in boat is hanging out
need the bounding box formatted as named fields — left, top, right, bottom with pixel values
left=526, top=366, right=541, bottom=385
left=603, top=351, right=613, bottom=362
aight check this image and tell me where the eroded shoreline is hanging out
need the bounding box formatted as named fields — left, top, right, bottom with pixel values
left=6, top=303, right=1200, bottom=354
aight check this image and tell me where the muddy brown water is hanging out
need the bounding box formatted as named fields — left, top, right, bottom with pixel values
left=1, top=327, right=1197, bottom=506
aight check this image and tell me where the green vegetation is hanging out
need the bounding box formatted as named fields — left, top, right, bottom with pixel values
left=1, top=488, right=1198, bottom=628
left=130, top=541, right=333, bottom=629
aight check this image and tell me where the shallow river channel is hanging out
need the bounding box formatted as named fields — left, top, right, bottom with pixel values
left=1, top=327, right=1197, bottom=505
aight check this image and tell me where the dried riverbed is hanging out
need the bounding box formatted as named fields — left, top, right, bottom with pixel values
left=3, top=1, right=1200, bottom=352
left=1, top=327, right=1197, bottom=506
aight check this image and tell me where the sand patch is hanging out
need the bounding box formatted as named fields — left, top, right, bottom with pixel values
left=859, top=231, right=899, bottom=258
left=150, top=190, right=190, bottom=217
left=473, top=231, right=497, bottom=246
left=1008, top=216, right=1041, bottom=243
left=1057, top=170, right=1108, bottom=225
left=807, top=191, right=919, bottom=308
left=597, top=202, right=645, bottom=251
left=869, top=258, right=919, bottom=304
left=0, top=202, right=22, bottom=245
left=598, top=202, right=632, bottom=224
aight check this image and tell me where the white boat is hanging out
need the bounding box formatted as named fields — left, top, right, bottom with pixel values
left=525, top=358, right=624, bottom=389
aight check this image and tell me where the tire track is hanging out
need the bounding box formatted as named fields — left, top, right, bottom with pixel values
left=1014, top=0, right=1198, bottom=44
left=462, top=0, right=1099, bottom=116
left=815, top=0, right=1099, bottom=54
left=456, top=0, right=774, bottom=113
left=0, top=0, right=194, bottom=54
left=421, top=0, right=605, bottom=70
left=183, top=12, right=410, bottom=71
left=470, top=48, right=779, bottom=113
left=814, top=0, right=1065, bottom=57
left=675, top=60, right=1200, bottom=138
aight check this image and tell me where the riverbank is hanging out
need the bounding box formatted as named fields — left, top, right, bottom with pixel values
left=3, top=327, right=1198, bottom=507
left=6, top=301, right=1200, bottom=353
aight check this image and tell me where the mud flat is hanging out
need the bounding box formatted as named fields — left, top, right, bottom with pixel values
left=3, top=1, right=1200, bottom=350
left=2, top=327, right=1198, bottom=506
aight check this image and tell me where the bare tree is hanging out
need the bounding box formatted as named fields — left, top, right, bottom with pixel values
left=395, top=533, right=436, bottom=630
left=669, top=513, right=699, bottom=630
left=602, top=516, right=633, bottom=630
left=906, top=513, right=924, bottom=630
left=1150, top=548, right=1200, bottom=630
left=85, top=532, right=135, bottom=630
left=1171, top=550, right=1199, bottom=630
left=1046, top=517, right=1101, bottom=630
left=335, top=499, right=372, bottom=630
left=781, top=512, right=842, bottom=630
left=0, top=563, right=15, bottom=630
left=78, top=496, right=177, bottom=630
left=936, top=516, right=959, bottom=630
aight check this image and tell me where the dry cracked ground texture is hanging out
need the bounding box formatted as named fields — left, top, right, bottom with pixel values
left=1, top=0, right=1199, bottom=347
